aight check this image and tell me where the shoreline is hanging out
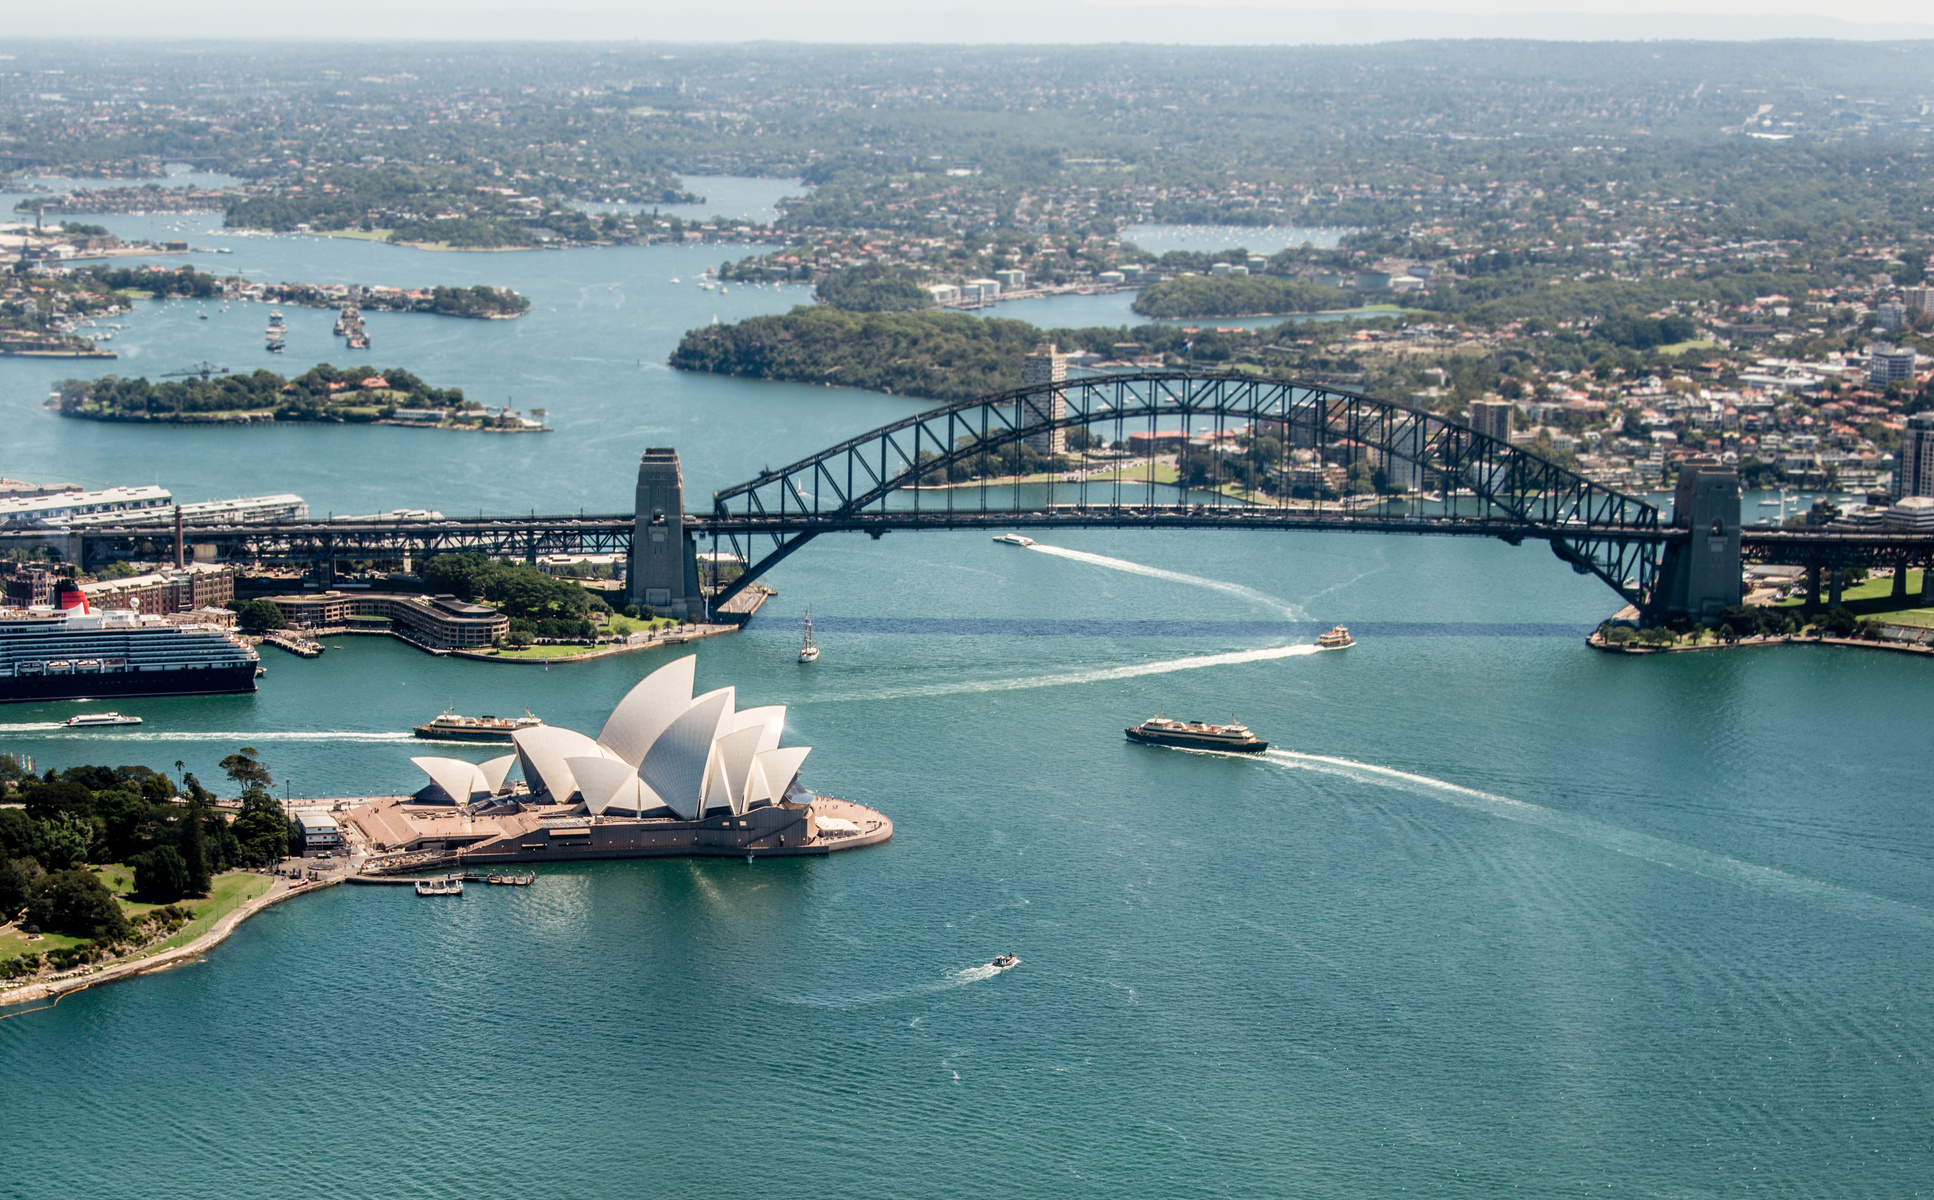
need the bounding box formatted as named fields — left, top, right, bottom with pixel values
left=1587, top=631, right=1934, bottom=658
left=0, top=874, right=338, bottom=1011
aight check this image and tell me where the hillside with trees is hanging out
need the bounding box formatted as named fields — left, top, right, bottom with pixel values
left=1131, top=275, right=1356, bottom=318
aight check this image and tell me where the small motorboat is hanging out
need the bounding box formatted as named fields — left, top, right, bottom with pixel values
left=414, top=877, right=463, bottom=896
left=989, top=954, right=1020, bottom=971
left=1316, top=625, right=1355, bottom=649
left=993, top=533, right=1036, bottom=547
left=64, top=712, right=142, bottom=727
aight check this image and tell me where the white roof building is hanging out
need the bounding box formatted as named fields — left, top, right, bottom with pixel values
left=415, top=655, right=811, bottom=822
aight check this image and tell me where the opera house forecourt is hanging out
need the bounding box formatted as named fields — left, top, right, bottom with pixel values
left=346, top=656, right=890, bottom=865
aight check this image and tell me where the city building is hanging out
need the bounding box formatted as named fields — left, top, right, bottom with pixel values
left=1867, top=343, right=1917, bottom=386
left=993, top=268, right=1026, bottom=289
left=293, top=811, right=343, bottom=854
left=1883, top=495, right=1934, bottom=532
left=81, top=563, right=237, bottom=616
left=262, top=591, right=509, bottom=649
left=0, top=485, right=171, bottom=528
left=1021, top=343, right=1069, bottom=456
left=1468, top=398, right=1515, bottom=444
left=1895, top=413, right=1934, bottom=500
left=1903, top=285, right=1934, bottom=315
left=1876, top=301, right=1908, bottom=332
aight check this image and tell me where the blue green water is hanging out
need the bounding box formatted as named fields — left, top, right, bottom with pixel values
left=3, top=193, right=1932, bottom=1197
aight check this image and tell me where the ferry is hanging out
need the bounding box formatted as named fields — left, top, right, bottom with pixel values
left=1, top=585, right=259, bottom=704
left=1125, top=715, right=1268, bottom=754
left=1316, top=625, right=1355, bottom=649
left=64, top=712, right=142, bottom=727
left=412, top=708, right=544, bottom=743
left=993, top=533, right=1036, bottom=547
left=798, top=608, right=820, bottom=663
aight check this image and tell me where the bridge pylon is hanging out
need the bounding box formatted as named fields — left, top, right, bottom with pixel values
left=629, top=447, right=703, bottom=619
left=1651, top=462, right=1742, bottom=625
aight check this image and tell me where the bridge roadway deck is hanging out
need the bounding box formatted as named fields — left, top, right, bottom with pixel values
left=23, top=510, right=1934, bottom=569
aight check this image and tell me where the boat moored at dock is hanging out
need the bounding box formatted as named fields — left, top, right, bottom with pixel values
left=1, top=585, right=259, bottom=704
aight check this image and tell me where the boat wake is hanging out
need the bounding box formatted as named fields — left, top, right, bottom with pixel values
left=826, top=643, right=1323, bottom=703
left=1026, top=543, right=1305, bottom=619
left=777, top=962, right=1018, bottom=1009
left=19, top=729, right=422, bottom=743
left=0, top=722, right=64, bottom=733
left=1257, top=749, right=1934, bottom=930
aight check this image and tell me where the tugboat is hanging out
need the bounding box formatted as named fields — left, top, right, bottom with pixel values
left=1316, top=625, right=1355, bottom=649
left=63, top=712, right=142, bottom=727
left=1125, top=714, right=1269, bottom=754
left=798, top=608, right=820, bottom=663
left=412, top=707, right=543, bottom=743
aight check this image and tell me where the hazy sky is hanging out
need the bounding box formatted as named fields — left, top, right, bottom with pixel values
left=7, top=0, right=1933, bottom=41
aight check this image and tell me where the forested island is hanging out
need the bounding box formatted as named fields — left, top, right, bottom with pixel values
left=51, top=363, right=545, bottom=430
left=92, top=267, right=530, bottom=319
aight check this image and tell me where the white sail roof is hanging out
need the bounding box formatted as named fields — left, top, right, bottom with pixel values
left=597, top=655, right=698, bottom=767
left=512, top=725, right=619, bottom=803
left=640, top=689, right=734, bottom=820
left=729, top=705, right=787, bottom=755
left=410, top=756, right=486, bottom=804
left=750, top=746, right=812, bottom=807
left=711, top=725, right=768, bottom=816
left=477, top=754, right=518, bottom=794
left=569, top=755, right=651, bottom=816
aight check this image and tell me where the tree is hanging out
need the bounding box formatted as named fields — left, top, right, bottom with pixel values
left=1821, top=607, right=1859, bottom=638
left=219, top=748, right=273, bottom=791
left=26, top=868, right=131, bottom=942
left=233, top=599, right=286, bottom=633
left=0, top=857, right=43, bottom=920
left=133, top=845, right=191, bottom=904
left=231, top=789, right=291, bottom=868
left=178, top=798, right=213, bottom=895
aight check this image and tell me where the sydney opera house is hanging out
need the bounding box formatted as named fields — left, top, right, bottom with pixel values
left=344, top=656, right=890, bottom=865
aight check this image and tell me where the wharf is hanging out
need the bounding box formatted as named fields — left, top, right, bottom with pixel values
left=348, top=869, right=536, bottom=885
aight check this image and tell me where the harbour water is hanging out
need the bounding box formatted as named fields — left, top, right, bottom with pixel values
left=3, top=191, right=1931, bottom=1197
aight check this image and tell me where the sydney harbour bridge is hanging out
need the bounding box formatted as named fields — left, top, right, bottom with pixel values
left=42, top=372, right=1934, bottom=625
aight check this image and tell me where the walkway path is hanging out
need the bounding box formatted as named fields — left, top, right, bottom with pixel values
left=0, top=874, right=339, bottom=1011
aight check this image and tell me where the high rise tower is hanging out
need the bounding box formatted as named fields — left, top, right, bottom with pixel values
left=1021, top=343, right=1069, bottom=456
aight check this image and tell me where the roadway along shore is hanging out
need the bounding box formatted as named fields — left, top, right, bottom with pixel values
left=0, top=875, right=339, bottom=1011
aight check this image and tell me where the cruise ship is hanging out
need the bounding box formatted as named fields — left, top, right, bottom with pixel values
left=0, top=586, right=259, bottom=704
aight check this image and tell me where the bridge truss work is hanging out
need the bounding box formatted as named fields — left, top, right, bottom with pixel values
left=705, top=372, right=1669, bottom=609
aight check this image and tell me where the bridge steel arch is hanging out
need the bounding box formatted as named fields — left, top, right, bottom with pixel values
left=706, top=372, right=1666, bottom=610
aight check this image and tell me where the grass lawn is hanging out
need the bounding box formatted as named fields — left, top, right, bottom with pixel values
left=317, top=228, right=395, bottom=241
left=1655, top=337, right=1722, bottom=355
left=482, top=643, right=604, bottom=659
left=1770, top=570, right=1928, bottom=622
left=2, top=870, right=272, bottom=968
left=604, top=615, right=681, bottom=636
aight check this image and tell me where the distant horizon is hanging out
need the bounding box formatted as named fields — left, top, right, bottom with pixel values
left=5, top=5, right=1934, bottom=43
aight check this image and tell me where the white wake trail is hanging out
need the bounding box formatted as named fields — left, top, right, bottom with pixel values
left=1259, top=750, right=1934, bottom=930
left=23, top=730, right=423, bottom=743
left=1027, top=543, right=1305, bottom=619
left=837, top=643, right=1324, bottom=703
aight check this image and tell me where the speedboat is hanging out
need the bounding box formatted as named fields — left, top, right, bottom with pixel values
left=993, top=533, right=1036, bottom=547
left=64, top=712, right=142, bottom=727
left=989, top=954, right=1020, bottom=971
